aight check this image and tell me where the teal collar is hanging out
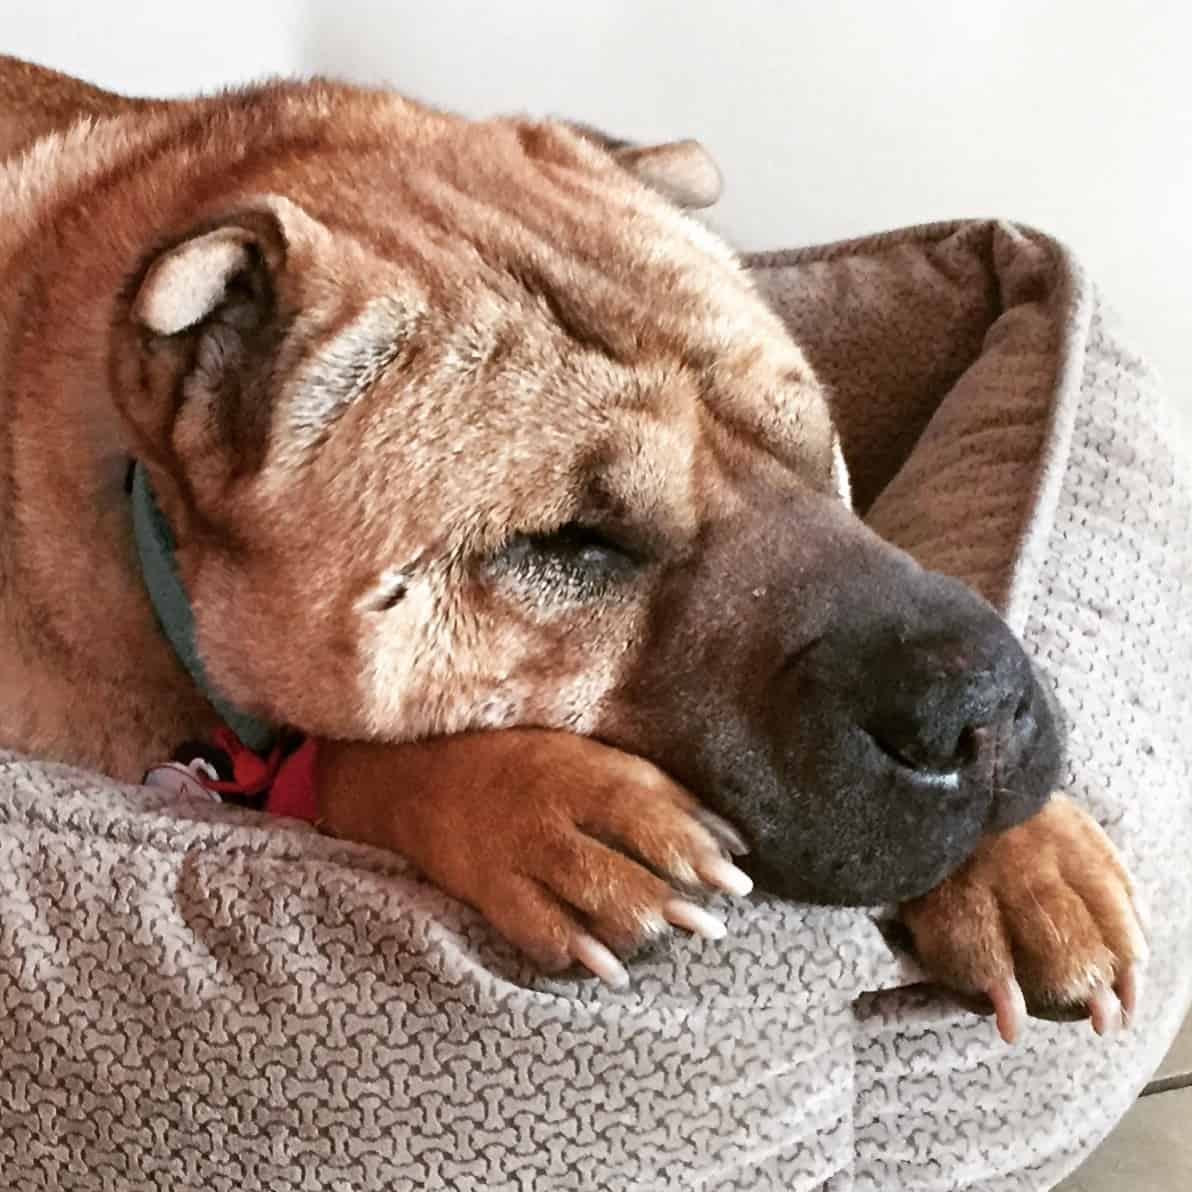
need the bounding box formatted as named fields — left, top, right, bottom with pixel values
left=130, top=464, right=277, bottom=752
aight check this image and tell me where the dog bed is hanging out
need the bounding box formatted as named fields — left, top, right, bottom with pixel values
left=1, top=219, right=1189, bottom=1191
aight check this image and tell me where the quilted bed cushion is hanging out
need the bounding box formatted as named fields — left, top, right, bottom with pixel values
left=1, top=220, right=1189, bottom=1191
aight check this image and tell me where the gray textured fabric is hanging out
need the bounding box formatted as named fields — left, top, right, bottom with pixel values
left=2, top=220, right=1189, bottom=1190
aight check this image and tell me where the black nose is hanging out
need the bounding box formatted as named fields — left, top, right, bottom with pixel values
left=864, top=628, right=1036, bottom=777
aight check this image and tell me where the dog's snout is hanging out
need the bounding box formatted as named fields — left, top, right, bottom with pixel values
left=863, top=632, right=1036, bottom=779
left=603, top=497, right=1065, bottom=906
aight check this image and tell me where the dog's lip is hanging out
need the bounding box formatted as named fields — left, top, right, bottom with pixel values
left=724, top=742, right=989, bottom=902
left=742, top=848, right=964, bottom=906
left=706, top=752, right=970, bottom=867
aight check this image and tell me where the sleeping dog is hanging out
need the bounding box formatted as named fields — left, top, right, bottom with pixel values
left=0, top=56, right=1144, bottom=1041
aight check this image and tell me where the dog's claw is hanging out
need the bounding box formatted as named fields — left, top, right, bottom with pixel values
left=664, top=899, right=727, bottom=940
left=697, top=855, right=754, bottom=898
left=571, top=934, right=630, bottom=989
left=987, top=976, right=1027, bottom=1044
left=1118, top=964, right=1143, bottom=1023
left=1127, top=915, right=1150, bottom=969
left=1089, top=984, right=1124, bottom=1036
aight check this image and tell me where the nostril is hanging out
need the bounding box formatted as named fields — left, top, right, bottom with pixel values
left=956, top=724, right=982, bottom=767
left=869, top=717, right=1002, bottom=776
left=1013, top=693, right=1032, bottom=723
left=866, top=729, right=963, bottom=776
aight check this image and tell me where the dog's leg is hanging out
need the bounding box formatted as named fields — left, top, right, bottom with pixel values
left=316, top=731, right=753, bottom=986
left=900, top=795, right=1147, bottom=1042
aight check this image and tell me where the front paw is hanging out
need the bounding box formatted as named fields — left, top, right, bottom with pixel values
left=317, top=731, right=753, bottom=986
left=900, top=794, right=1147, bottom=1042
left=458, top=745, right=754, bottom=987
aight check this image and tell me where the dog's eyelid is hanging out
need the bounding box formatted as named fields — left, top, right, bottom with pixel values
left=575, top=479, right=694, bottom=564
left=532, top=520, right=634, bottom=560
left=559, top=517, right=661, bottom=567
left=480, top=520, right=644, bottom=604
left=584, top=512, right=682, bottom=566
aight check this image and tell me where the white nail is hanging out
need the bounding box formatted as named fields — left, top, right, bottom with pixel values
left=1128, top=917, right=1150, bottom=968
left=570, top=934, right=630, bottom=989
left=664, top=899, right=727, bottom=941
left=1089, top=985, right=1123, bottom=1037
left=1118, top=966, right=1143, bottom=1024
left=988, top=976, right=1027, bottom=1045
left=699, top=855, right=754, bottom=897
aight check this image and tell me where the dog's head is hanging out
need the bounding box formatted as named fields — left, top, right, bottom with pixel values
left=111, top=85, right=1059, bottom=903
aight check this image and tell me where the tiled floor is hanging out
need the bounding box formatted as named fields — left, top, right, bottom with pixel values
left=1056, top=1014, right=1192, bottom=1191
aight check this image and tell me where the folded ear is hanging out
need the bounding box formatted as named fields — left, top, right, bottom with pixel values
left=611, top=140, right=723, bottom=209
left=114, top=197, right=318, bottom=536
left=132, top=221, right=278, bottom=337
left=568, top=123, right=723, bottom=209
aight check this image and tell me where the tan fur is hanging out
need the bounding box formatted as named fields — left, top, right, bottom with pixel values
left=0, top=55, right=156, bottom=158
left=0, top=56, right=1142, bottom=1024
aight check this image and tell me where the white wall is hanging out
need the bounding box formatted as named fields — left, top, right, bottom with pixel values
left=2, top=2, right=308, bottom=95
left=5, top=1, right=1190, bottom=406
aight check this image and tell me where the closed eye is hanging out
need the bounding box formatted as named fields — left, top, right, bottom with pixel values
left=523, top=521, right=637, bottom=564
left=488, top=520, right=642, bottom=599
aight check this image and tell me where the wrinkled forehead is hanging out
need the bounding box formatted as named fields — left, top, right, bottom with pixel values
left=271, top=310, right=837, bottom=561
left=259, top=117, right=837, bottom=540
